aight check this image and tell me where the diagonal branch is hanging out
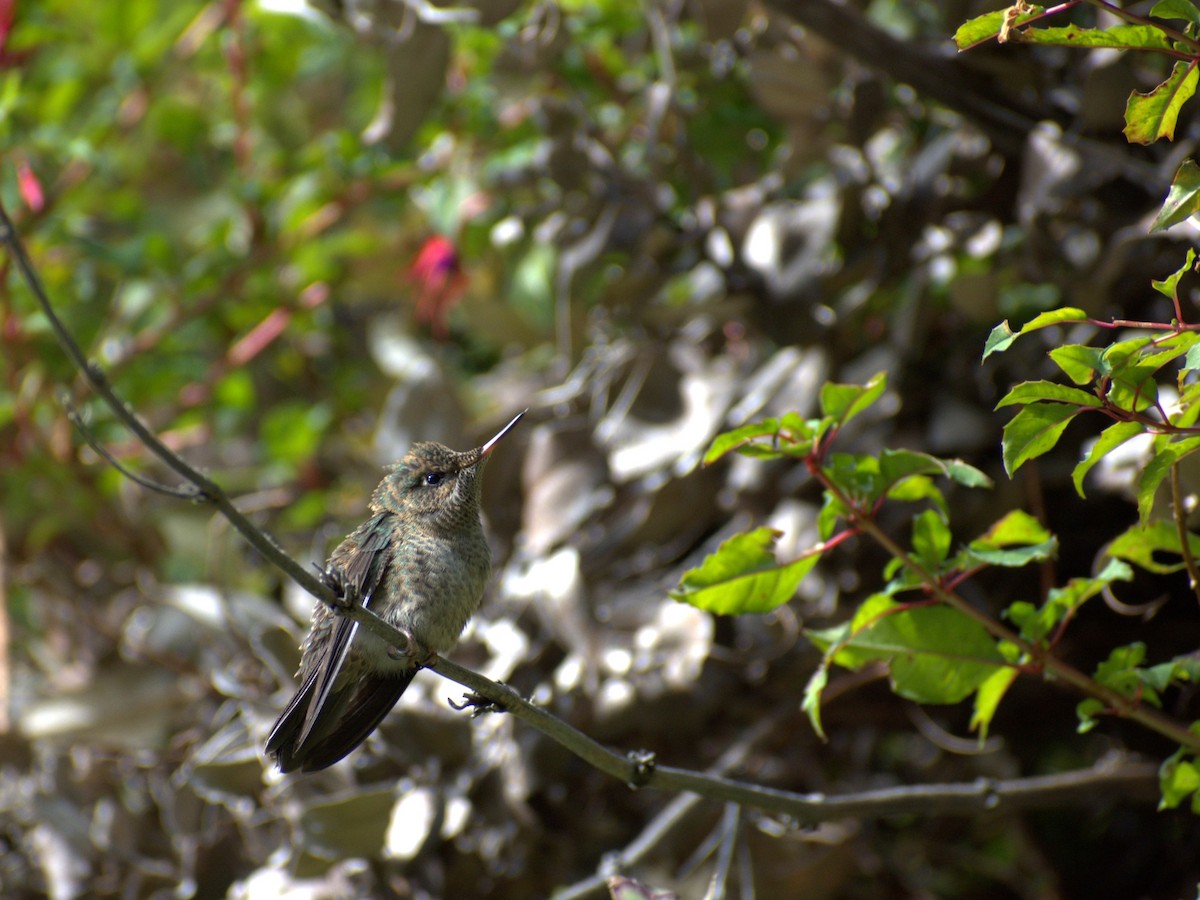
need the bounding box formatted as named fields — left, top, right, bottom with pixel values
left=0, top=202, right=1166, bottom=822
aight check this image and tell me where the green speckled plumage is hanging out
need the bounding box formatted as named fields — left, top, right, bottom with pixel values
left=267, top=415, right=521, bottom=773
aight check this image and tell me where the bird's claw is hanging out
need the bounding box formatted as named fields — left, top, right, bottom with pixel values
left=626, top=749, right=657, bottom=788
left=385, top=627, right=435, bottom=667
left=448, top=690, right=507, bottom=717
left=318, top=563, right=357, bottom=610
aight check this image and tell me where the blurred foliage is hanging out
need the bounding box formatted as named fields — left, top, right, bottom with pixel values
left=3, top=0, right=1200, bottom=897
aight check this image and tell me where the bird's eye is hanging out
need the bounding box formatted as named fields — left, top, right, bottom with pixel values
left=424, top=472, right=445, bottom=486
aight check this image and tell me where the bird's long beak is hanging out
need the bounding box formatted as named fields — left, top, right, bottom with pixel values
left=478, top=410, right=525, bottom=459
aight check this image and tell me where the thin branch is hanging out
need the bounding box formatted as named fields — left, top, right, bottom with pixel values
left=0, top=204, right=1170, bottom=823
left=1170, top=462, right=1200, bottom=605
left=0, top=203, right=343, bottom=614
left=63, top=397, right=201, bottom=500
left=818, top=471, right=1200, bottom=753
left=706, top=804, right=740, bottom=900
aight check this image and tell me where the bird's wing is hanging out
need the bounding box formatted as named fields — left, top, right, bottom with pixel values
left=295, top=512, right=394, bottom=749
left=267, top=512, right=402, bottom=772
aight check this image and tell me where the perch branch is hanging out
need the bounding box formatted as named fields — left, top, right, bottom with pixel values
left=0, top=203, right=1165, bottom=823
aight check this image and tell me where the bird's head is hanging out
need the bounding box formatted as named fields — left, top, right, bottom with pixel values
left=370, top=412, right=523, bottom=530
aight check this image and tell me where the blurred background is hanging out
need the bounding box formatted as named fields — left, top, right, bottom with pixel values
left=2, top=0, right=1199, bottom=896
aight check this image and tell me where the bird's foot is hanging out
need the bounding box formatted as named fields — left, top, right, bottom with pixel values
left=449, top=689, right=508, bottom=717
left=385, top=627, right=435, bottom=667
left=317, top=563, right=359, bottom=610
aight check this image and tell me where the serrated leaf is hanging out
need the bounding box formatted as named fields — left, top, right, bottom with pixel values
left=1076, top=697, right=1105, bottom=733
left=966, top=540, right=1058, bottom=567
left=1072, top=420, right=1146, bottom=497
left=1125, top=60, right=1200, bottom=145
left=982, top=308, right=1089, bottom=361
left=953, top=6, right=1046, bottom=50
left=822, top=602, right=1006, bottom=705
left=1152, top=162, right=1200, bottom=232
left=1012, top=24, right=1173, bottom=50
left=886, top=474, right=948, bottom=519
left=801, top=662, right=830, bottom=740
left=1136, top=436, right=1200, bottom=522
left=995, top=380, right=1103, bottom=409
left=1159, top=751, right=1200, bottom=811
left=670, top=527, right=818, bottom=614
left=1001, top=402, right=1080, bottom=476
left=703, top=419, right=781, bottom=465
left=966, top=509, right=1058, bottom=567
left=970, top=665, right=1019, bottom=739
left=1187, top=343, right=1200, bottom=371
left=1006, top=560, right=1132, bottom=643
left=1151, top=0, right=1200, bottom=26
left=819, top=371, right=887, bottom=425
left=942, top=459, right=994, bottom=489
left=1048, top=344, right=1108, bottom=385
left=1150, top=249, right=1197, bottom=305
left=1107, top=519, right=1200, bottom=573
left=877, top=449, right=992, bottom=497
left=912, top=508, right=951, bottom=568
left=979, top=509, right=1053, bottom=545
left=983, top=320, right=1019, bottom=359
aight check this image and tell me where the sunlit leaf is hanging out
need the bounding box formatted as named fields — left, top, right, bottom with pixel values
left=1136, top=436, right=1200, bottom=522
left=1072, top=421, right=1146, bottom=497
left=819, top=371, right=887, bottom=425
left=1107, top=519, right=1200, bottom=573
left=1125, top=60, right=1200, bottom=144
left=995, top=380, right=1103, bottom=409
left=982, top=308, right=1089, bottom=360
left=670, top=528, right=818, bottom=614
left=1152, top=168, right=1200, bottom=231
left=1001, top=402, right=1081, bottom=476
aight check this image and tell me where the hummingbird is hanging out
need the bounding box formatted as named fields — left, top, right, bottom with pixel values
left=267, top=412, right=523, bottom=773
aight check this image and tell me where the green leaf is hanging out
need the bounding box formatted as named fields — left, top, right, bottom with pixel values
left=703, top=419, right=781, bottom=465
left=1048, top=344, right=1108, bottom=385
left=1151, top=0, right=1200, bottom=26
left=1125, top=60, right=1200, bottom=145
left=670, top=527, right=818, bottom=614
left=1107, top=519, right=1200, bottom=573
left=943, top=459, right=994, bottom=488
left=1072, top=420, right=1146, bottom=497
left=964, top=509, right=1058, bottom=567
left=801, top=662, right=830, bottom=740
left=971, top=663, right=1019, bottom=739
left=1186, top=342, right=1200, bottom=371
left=1094, top=642, right=1155, bottom=699
left=817, top=493, right=850, bottom=542
left=877, top=449, right=992, bottom=500
left=809, top=596, right=1007, bottom=705
left=977, top=509, right=1053, bottom=545
left=911, top=509, right=951, bottom=568
left=1159, top=751, right=1200, bottom=811
left=887, top=475, right=951, bottom=521
left=982, top=308, right=1089, bottom=360
left=995, top=380, right=1103, bottom=409
left=1006, top=559, right=1132, bottom=643
left=1076, top=697, right=1106, bottom=733
left=1013, top=24, right=1174, bottom=51
left=819, top=371, right=887, bottom=426
left=965, top=540, right=1059, bottom=568
left=953, top=6, right=1046, bottom=50
left=1001, top=402, right=1081, bottom=476
left=1153, top=163, right=1200, bottom=229
left=1137, top=436, right=1200, bottom=522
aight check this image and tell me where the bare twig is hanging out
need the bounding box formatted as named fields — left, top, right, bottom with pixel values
left=1170, top=462, right=1200, bottom=605
left=63, top=397, right=201, bottom=500
left=0, top=203, right=1168, bottom=823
